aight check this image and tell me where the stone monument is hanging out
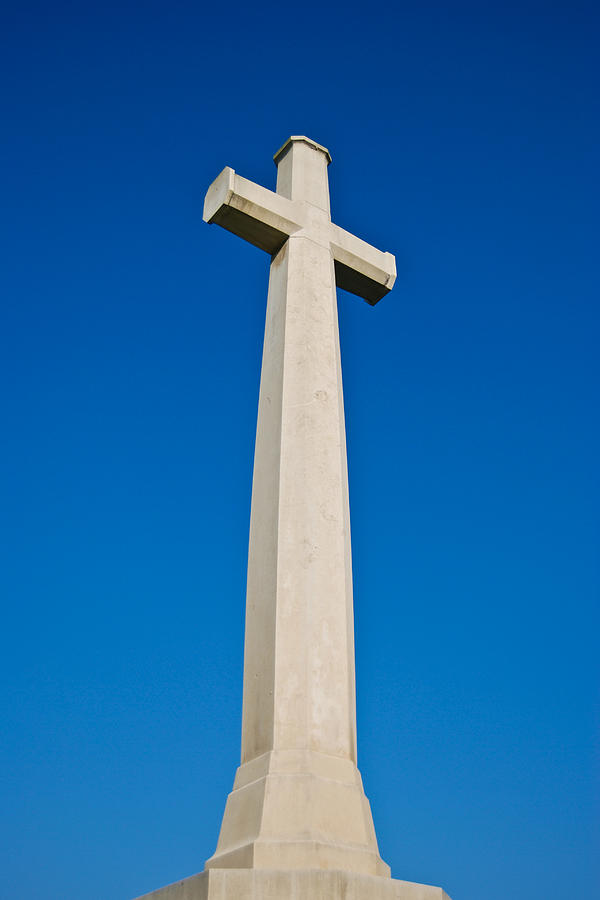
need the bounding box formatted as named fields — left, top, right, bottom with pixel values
left=135, top=137, right=451, bottom=900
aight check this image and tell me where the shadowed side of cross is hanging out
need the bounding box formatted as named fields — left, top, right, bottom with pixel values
left=203, top=135, right=396, bottom=305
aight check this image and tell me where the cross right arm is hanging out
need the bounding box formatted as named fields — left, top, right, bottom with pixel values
left=329, top=223, right=396, bottom=306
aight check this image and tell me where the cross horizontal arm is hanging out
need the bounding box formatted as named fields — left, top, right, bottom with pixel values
left=329, top=223, right=396, bottom=306
left=203, top=167, right=300, bottom=255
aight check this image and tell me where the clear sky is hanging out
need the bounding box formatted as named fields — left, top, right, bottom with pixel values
left=1, top=2, right=598, bottom=898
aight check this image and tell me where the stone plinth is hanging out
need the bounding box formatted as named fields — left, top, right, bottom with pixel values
left=134, top=869, right=451, bottom=900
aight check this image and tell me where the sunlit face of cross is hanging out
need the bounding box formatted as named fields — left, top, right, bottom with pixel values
left=203, top=135, right=395, bottom=305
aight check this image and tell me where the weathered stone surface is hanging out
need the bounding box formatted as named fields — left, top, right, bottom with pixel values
left=135, top=868, right=451, bottom=900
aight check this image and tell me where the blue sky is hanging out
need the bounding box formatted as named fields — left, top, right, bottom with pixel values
left=1, top=2, right=598, bottom=898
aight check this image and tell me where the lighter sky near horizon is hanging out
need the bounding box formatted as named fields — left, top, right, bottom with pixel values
left=1, top=2, right=598, bottom=899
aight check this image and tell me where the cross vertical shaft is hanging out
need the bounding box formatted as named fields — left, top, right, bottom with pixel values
left=243, top=142, right=355, bottom=765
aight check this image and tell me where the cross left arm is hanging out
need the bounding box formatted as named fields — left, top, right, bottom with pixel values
left=203, top=167, right=300, bottom=255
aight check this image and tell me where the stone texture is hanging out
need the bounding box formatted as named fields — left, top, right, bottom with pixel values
left=134, top=869, right=452, bottom=900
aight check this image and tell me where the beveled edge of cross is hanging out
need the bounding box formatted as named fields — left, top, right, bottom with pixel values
left=203, top=136, right=396, bottom=305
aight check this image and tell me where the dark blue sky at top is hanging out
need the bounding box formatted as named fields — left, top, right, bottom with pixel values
left=1, top=1, right=598, bottom=898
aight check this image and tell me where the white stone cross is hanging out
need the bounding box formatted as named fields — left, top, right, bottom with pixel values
left=204, top=135, right=395, bottom=305
left=202, top=137, right=396, bottom=877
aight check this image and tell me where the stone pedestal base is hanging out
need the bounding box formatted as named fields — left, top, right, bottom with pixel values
left=134, top=869, right=452, bottom=900
left=204, top=750, right=389, bottom=878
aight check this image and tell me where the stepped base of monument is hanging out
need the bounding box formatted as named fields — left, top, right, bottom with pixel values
left=134, top=868, right=452, bottom=900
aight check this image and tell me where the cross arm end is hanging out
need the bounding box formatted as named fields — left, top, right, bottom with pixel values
left=203, top=167, right=300, bottom=255
left=203, top=166, right=236, bottom=225
left=330, top=225, right=397, bottom=306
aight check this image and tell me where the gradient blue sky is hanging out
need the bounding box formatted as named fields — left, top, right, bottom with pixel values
left=1, top=2, right=598, bottom=898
